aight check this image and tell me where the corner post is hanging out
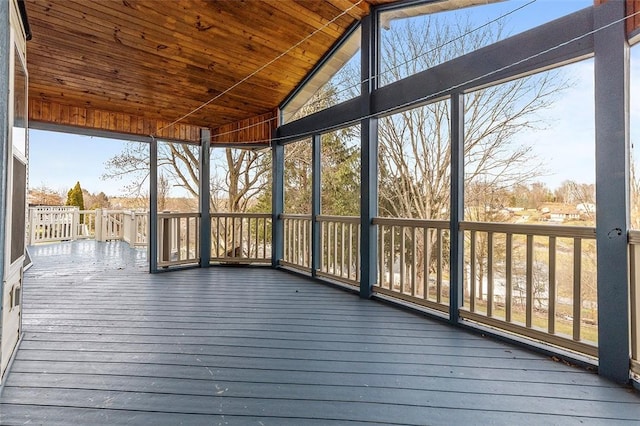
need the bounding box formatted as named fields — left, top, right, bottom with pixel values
left=149, top=137, right=158, bottom=273
left=199, top=129, right=211, bottom=268
left=311, top=134, right=321, bottom=276
left=272, top=139, right=284, bottom=267
left=594, top=0, right=630, bottom=383
left=359, top=11, right=379, bottom=298
left=0, top=0, right=10, bottom=333
left=449, top=93, right=465, bottom=323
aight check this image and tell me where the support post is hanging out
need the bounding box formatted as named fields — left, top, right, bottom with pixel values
left=449, top=93, right=465, bottom=323
left=311, top=134, right=321, bottom=276
left=272, top=141, right=284, bottom=267
left=0, top=0, right=10, bottom=337
left=594, top=0, right=630, bottom=383
left=94, top=208, right=104, bottom=242
left=359, top=12, right=378, bottom=298
left=199, top=129, right=211, bottom=268
left=149, top=138, right=158, bottom=273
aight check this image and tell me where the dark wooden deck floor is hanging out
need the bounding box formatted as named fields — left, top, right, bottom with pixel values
left=1, top=241, right=639, bottom=425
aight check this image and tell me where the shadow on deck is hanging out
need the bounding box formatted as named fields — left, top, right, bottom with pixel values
left=1, top=241, right=639, bottom=425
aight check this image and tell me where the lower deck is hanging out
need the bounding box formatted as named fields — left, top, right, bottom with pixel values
left=0, top=241, right=639, bottom=424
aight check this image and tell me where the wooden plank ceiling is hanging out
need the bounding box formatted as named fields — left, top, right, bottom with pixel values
left=24, top=0, right=471, bottom=144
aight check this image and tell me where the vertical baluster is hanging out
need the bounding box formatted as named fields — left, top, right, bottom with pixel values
left=400, top=226, right=406, bottom=293
left=321, top=221, right=326, bottom=272
left=186, top=217, right=191, bottom=261
left=470, top=230, right=476, bottom=312
left=237, top=216, right=242, bottom=259
left=505, top=233, right=513, bottom=323
left=333, top=221, right=338, bottom=277
left=548, top=236, right=557, bottom=334
left=356, top=223, right=361, bottom=283
left=573, top=237, right=582, bottom=341
left=389, top=226, right=395, bottom=291
left=348, top=223, right=353, bottom=280
left=379, top=225, right=384, bottom=289
left=411, top=226, right=417, bottom=297
left=487, top=231, right=494, bottom=317
left=424, top=227, right=430, bottom=301
left=526, top=234, right=534, bottom=328
left=631, top=243, right=640, bottom=363
left=341, top=222, right=345, bottom=278
left=437, top=228, right=443, bottom=304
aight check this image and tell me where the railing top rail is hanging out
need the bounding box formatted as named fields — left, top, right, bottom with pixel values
left=210, top=212, right=271, bottom=219
left=373, top=217, right=449, bottom=228
left=630, top=230, right=640, bottom=244
left=460, top=221, right=596, bottom=239
left=280, top=213, right=312, bottom=220
left=317, top=215, right=360, bottom=224
left=159, top=212, right=201, bottom=219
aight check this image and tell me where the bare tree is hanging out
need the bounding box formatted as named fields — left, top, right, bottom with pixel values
left=103, top=141, right=270, bottom=213
left=376, top=15, right=569, bottom=296
left=28, top=184, right=64, bottom=206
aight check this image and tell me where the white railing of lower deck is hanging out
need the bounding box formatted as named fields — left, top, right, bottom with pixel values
left=158, top=212, right=200, bottom=268
left=317, top=215, right=360, bottom=286
left=29, top=207, right=148, bottom=246
left=210, top=213, right=272, bottom=264
left=281, top=214, right=312, bottom=272
left=630, top=231, right=640, bottom=375
left=373, top=218, right=450, bottom=313
left=459, top=222, right=598, bottom=357
left=122, top=211, right=148, bottom=246
left=29, top=207, right=77, bottom=243
left=76, top=210, right=97, bottom=239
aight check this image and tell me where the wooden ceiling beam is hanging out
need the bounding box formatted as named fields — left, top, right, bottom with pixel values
left=29, top=99, right=204, bottom=143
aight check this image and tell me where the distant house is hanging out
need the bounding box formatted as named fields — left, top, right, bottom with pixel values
left=539, top=203, right=581, bottom=223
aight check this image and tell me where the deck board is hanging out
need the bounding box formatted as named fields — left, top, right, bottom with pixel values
left=1, top=241, right=639, bottom=425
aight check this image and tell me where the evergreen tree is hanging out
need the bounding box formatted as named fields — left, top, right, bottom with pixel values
left=66, top=181, right=85, bottom=210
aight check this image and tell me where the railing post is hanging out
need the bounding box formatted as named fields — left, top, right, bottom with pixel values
left=272, top=139, right=285, bottom=267
left=95, top=208, right=104, bottom=242
left=71, top=209, right=79, bottom=241
left=199, top=129, right=211, bottom=268
left=149, top=138, right=158, bottom=272
left=359, top=11, right=378, bottom=298
left=450, top=93, right=465, bottom=323
left=594, top=0, right=630, bottom=383
left=311, top=134, right=321, bottom=277
left=28, top=208, right=35, bottom=245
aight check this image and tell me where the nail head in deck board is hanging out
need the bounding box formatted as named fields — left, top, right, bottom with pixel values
left=1, top=241, right=639, bottom=424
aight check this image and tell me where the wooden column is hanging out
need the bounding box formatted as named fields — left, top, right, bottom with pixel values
left=359, top=12, right=378, bottom=298
left=0, top=0, right=10, bottom=327
left=199, top=129, right=211, bottom=268
left=449, top=93, right=465, bottom=323
left=311, top=134, right=321, bottom=277
left=148, top=138, right=158, bottom=273
left=594, top=0, right=631, bottom=383
left=272, top=141, right=284, bottom=267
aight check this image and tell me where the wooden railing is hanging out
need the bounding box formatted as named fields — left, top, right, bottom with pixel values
left=317, top=215, right=360, bottom=286
left=29, top=206, right=76, bottom=244
left=373, top=218, right=450, bottom=313
left=459, top=222, right=598, bottom=357
left=281, top=214, right=312, bottom=272
left=158, top=212, right=200, bottom=268
left=210, top=213, right=272, bottom=264
left=122, top=211, right=148, bottom=247
left=630, top=230, right=640, bottom=375
left=76, top=210, right=97, bottom=239
left=29, top=207, right=149, bottom=247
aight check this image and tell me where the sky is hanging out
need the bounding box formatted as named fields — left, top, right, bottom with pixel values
left=29, top=130, right=138, bottom=197
left=27, top=0, right=638, bottom=197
